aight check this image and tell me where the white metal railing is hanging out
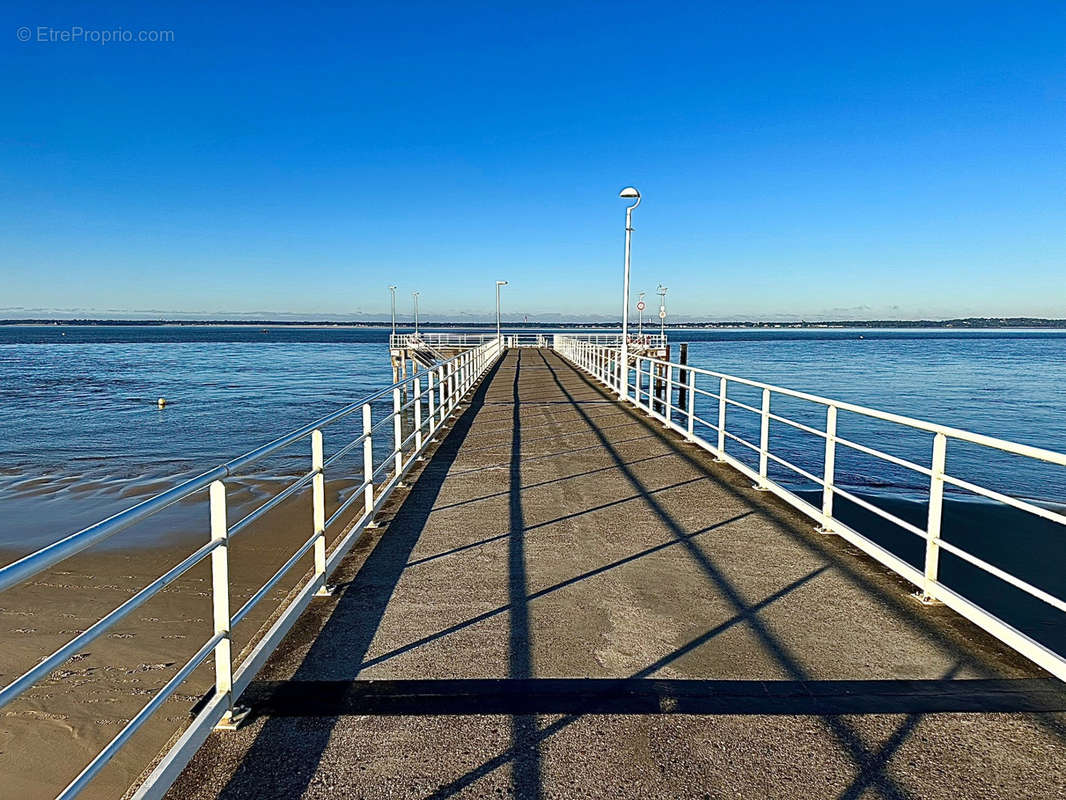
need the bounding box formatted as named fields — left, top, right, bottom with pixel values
left=391, top=332, right=497, bottom=348
left=0, top=338, right=503, bottom=800
left=554, top=334, right=1066, bottom=682
left=390, top=332, right=667, bottom=351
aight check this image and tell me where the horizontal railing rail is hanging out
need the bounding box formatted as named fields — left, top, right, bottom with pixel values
left=0, top=338, right=504, bottom=800
left=553, top=334, right=1066, bottom=683
left=390, top=332, right=667, bottom=350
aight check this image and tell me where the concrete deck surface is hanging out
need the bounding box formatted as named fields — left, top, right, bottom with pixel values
left=167, top=348, right=1066, bottom=799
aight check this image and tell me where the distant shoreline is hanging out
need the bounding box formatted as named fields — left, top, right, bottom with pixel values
left=2, top=317, right=1066, bottom=329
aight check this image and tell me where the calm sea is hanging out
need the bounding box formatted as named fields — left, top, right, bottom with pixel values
left=1, top=325, right=1063, bottom=649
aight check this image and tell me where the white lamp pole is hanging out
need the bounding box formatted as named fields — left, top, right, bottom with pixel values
left=496, top=280, right=508, bottom=347
left=657, top=284, right=668, bottom=341
left=619, top=187, right=641, bottom=399
left=412, top=291, right=420, bottom=335
left=388, top=285, right=397, bottom=341
left=638, top=291, right=646, bottom=338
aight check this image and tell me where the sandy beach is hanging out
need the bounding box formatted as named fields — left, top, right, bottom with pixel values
left=0, top=474, right=366, bottom=800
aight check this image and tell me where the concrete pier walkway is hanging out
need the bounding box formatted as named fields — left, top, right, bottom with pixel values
left=168, top=348, right=1066, bottom=799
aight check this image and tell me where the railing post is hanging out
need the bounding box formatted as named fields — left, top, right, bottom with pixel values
left=414, top=376, right=423, bottom=453
left=634, top=359, right=642, bottom=408
left=427, top=371, right=437, bottom=439
left=437, top=366, right=446, bottom=426
left=312, top=430, right=330, bottom=596
left=919, top=432, right=947, bottom=604
left=646, top=360, right=654, bottom=413
left=209, top=480, right=235, bottom=728
left=448, top=362, right=456, bottom=414
left=664, top=362, right=674, bottom=426
left=818, top=406, right=837, bottom=533
left=715, top=377, right=727, bottom=460
left=362, top=402, right=377, bottom=525
left=686, top=367, right=696, bottom=440
left=756, top=388, right=771, bottom=489
left=392, top=387, right=404, bottom=479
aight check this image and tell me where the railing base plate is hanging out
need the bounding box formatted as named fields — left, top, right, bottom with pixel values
left=912, top=591, right=941, bottom=607
left=214, top=704, right=250, bottom=731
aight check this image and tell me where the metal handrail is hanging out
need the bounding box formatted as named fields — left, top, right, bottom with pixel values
left=554, top=334, right=1066, bottom=683
left=630, top=349, right=1066, bottom=467
left=391, top=332, right=668, bottom=350
left=0, top=337, right=505, bottom=800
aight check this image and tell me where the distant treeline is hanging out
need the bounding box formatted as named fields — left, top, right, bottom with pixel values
left=2, top=317, right=1065, bottom=329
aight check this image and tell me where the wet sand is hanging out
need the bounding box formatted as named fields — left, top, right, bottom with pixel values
left=0, top=475, right=366, bottom=800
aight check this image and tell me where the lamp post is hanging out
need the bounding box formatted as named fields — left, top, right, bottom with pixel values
left=388, top=285, right=397, bottom=342
left=657, top=284, right=668, bottom=342
left=637, top=291, right=646, bottom=338
left=619, top=187, right=640, bottom=399
left=496, top=280, right=508, bottom=347
left=412, top=291, right=420, bottom=335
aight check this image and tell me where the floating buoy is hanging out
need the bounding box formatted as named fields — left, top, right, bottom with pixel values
left=157, top=398, right=167, bottom=409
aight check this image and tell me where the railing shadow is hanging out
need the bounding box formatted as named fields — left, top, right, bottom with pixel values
left=523, top=349, right=954, bottom=799
left=210, top=354, right=508, bottom=800
left=506, top=349, right=541, bottom=799
left=538, top=348, right=1066, bottom=794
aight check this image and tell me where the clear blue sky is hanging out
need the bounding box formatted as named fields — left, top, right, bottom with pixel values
left=3, top=1, right=1064, bottom=321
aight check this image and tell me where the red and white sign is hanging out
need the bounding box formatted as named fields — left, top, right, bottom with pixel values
left=636, top=301, right=645, bottom=311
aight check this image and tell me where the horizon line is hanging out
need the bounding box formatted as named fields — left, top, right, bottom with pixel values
left=3, top=316, right=1066, bottom=329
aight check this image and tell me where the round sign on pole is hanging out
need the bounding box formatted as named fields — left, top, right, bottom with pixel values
left=659, top=310, right=667, bottom=319
left=636, top=301, right=645, bottom=311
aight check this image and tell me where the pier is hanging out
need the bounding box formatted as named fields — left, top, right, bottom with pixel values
left=2, top=338, right=1065, bottom=799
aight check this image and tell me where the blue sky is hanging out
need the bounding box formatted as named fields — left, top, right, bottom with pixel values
left=2, top=1, right=1064, bottom=321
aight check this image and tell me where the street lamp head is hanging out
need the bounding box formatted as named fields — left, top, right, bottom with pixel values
left=619, top=187, right=640, bottom=199
left=497, top=280, right=508, bottom=286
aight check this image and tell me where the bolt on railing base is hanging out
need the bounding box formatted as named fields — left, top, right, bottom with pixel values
left=214, top=704, right=250, bottom=731
left=912, top=591, right=942, bottom=606
left=815, top=525, right=836, bottom=536
left=751, top=483, right=771, bottom=492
